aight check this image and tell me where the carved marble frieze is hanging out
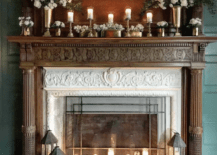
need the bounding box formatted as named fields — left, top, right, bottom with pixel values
left=34, top=47, right=192, bottom=62
left=44, top=68, right=181, bottom=89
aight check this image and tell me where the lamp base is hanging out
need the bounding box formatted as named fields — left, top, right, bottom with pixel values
left=88, top=32, right=94, bottom=37
left=147, top=33, right=152, bottom=37
left=67, top=32, right=74, bottom=37
left=125, top=32, right=131, bottom=37
left=174, top=32, right=182, bottom=37
left=43, top=29, right=51, bottom=37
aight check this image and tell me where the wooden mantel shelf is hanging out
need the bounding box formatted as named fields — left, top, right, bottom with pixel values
left=7, top=36, right=217, bottom=44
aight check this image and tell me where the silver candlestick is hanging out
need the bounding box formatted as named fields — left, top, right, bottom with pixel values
left=125, top=18, right=131, bottom=37
left=88, top=19, right=94, bottom=37
left=147, top=22, right=152, bottom=37
left=68, top=22, right=74, bottom=37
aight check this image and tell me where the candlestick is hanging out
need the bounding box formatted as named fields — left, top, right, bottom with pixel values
left=142, top=149, right=149, bottom=155
left=147, top=12, right=153, bottom=23
left=68, top=11, right=74, bottom=22
left=125, top=8, right=131, bottom=20
left=147, top=23, right=152, bottom=37
left=68, top=22, right=74, bottom=37
left=108, top=14, right=114, bottom=24
left=125, top=19, right=131, bottom=37
left=108, top=149, right=114, bottom=155
left=88, top=19, right=94, bottom=37
left=87, top=8, right=94, bottom=20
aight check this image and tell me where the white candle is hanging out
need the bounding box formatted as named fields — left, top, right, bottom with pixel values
left=147, top=12, right=153, bottom=23
left=108, top=14, right=114, bottom=23
left=68, top=12, right=74, bottom=22
left=87, top=8, right=93, bottom=20
left=125, top=8, right=131, bottom=20
left=142, top=149, right=148, bottom=155
left=108, top=149, right=114, bottom=155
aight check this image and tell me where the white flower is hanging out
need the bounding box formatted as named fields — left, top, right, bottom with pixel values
left=61, top=22, right=65, bottom=28
left=59, top=0, right=67, bottom=7
left=157, top=21, right=168, bottom=27
left=44, top=6, right=49, bottom=10
left=171, top=0, right=178, bottom=4
left=30, top=21, right=34, bottom=27
left=24, top=21, right=30, bottom=26
left=158, top=0, right=167, bottom=10
left=19, top=21, right=23, bottom=26
left=169, top=4, right=173, bottom=7
left=55, top=21, right=61, bottom=26
left=181, top=0, right=188, bottom=7
left=26, top=17, right=31, bottom=20
left=34, top=0, right=42, bottom=8
left=189, top=18, right=202, bottom=26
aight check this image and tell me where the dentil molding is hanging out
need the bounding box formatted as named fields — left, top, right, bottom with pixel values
left=44, top=68, right=181, bottom=89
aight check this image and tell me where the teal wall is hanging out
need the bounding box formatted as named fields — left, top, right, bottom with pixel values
left=0, top=1, right=217, bottom=155
left=0, top=0, right=23, bottom=154
left=202, top=6, right=217, bottom=155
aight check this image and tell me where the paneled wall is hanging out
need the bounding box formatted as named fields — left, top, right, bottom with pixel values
left=202, top=6, right=217, bottom=155
left=0, top=0, right=23, bottom=154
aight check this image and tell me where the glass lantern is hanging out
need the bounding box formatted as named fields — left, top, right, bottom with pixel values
left=41, top=130, right=58, bottom=155
left=168, top=132, right=186, bottom=155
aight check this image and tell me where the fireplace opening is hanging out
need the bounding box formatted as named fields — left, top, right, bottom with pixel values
left=65, top=97, right=168, bottom=155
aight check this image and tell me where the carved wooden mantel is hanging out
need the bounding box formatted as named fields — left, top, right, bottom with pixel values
left=7, top=36, right=217, bottom=155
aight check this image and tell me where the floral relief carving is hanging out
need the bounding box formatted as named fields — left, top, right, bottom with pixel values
left=34, top=47, right=193, bottom=62
left=44, top=68, right=181, bottom=88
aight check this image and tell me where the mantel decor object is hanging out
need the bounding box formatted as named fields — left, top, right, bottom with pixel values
left=157, top=21, right=168, bottom=37
left=146, top=12, right=153, bottom=37
left=172, top=6, right=182, bottom=37
left=168, top=132, right=186, bottom=155
left=41, top=130, right=58, bottom=155
left=50, top=146, right=65, bottom=155
left=87, top=7, right=94, bottom=37
left=125, top=7, right=131, bottom=37
left=43, top=8, right=53, bottom=37
left=189, top=18, right=202, bottom=36
left=67, top=11, right=74, bottom=37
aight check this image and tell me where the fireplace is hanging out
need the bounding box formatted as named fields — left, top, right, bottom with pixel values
left=44, top=67, right=181, bottom=155
left=7, top=36, right=217, bottom=155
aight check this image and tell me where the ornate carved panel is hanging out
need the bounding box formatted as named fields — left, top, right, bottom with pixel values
left=35, top=47, right=192, bottom=62
left=44, top=68, right=181, bottom=89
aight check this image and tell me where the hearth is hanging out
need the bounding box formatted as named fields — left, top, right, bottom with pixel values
left=65, top=97, right=165, bottom=155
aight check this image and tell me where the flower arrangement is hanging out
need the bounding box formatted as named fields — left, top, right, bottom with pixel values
left=129, top=24, right=144, bottom=32
left=169, top=0, right=189, bottom=7
left=157, top=21, right=168, bottom=28
left=105, top=23, right=125, bottom=31
left=19, top=17, right=34, bottom=27
left=141, top=0, right=217, bottom=15
left=59, top=0, right=82, bottom=11
left=74, top=25, right=89, bottom=33
left=189, top=18, right=202, bottom=27
left=51, top=21, right=65, bottom=28
left=34, top=0, right=58, bottom=9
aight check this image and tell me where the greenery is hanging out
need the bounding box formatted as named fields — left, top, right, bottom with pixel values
left=141, top=0, right=217, bottom=15
left=63, top=0, right=82, bottom=11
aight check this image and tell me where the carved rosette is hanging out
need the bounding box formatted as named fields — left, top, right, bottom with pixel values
left=22, top=69, right=36, bottom=155
left=189, top=69, right=203, bottom=155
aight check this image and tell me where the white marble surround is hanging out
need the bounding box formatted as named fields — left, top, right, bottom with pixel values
left=43, top=67, right=182, bottom=155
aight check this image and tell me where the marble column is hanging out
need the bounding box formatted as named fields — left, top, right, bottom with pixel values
left=22, top=68, right=36, bottom=155
left=189, top=69, right=203, bottom=155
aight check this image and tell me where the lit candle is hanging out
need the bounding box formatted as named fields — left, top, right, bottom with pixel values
left=147, top=12, right=153, bottom=23
left=87, top=8, right=94, bottom=20
left=68, top=11, right=74, bottom=22
left=108, top=149, right=114, bottom=155
left=108, top=14, right=114, bottom=23
left=142, top=149, right=148, bottom=155
left=125, top=8, right=131, bottom=20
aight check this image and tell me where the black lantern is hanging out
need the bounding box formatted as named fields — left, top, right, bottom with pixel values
left=41, top=130, right=58, bottom=155
left=168, top=132, right=186, bottom=155
left=50, top=146, right=65, bottom=155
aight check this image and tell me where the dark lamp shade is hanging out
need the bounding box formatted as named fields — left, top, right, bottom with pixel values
left=167, top=132, right=186, bottom=148
left=41, top=130, right=58, bottom=144
left=50, top=146, right=65, bottom=155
